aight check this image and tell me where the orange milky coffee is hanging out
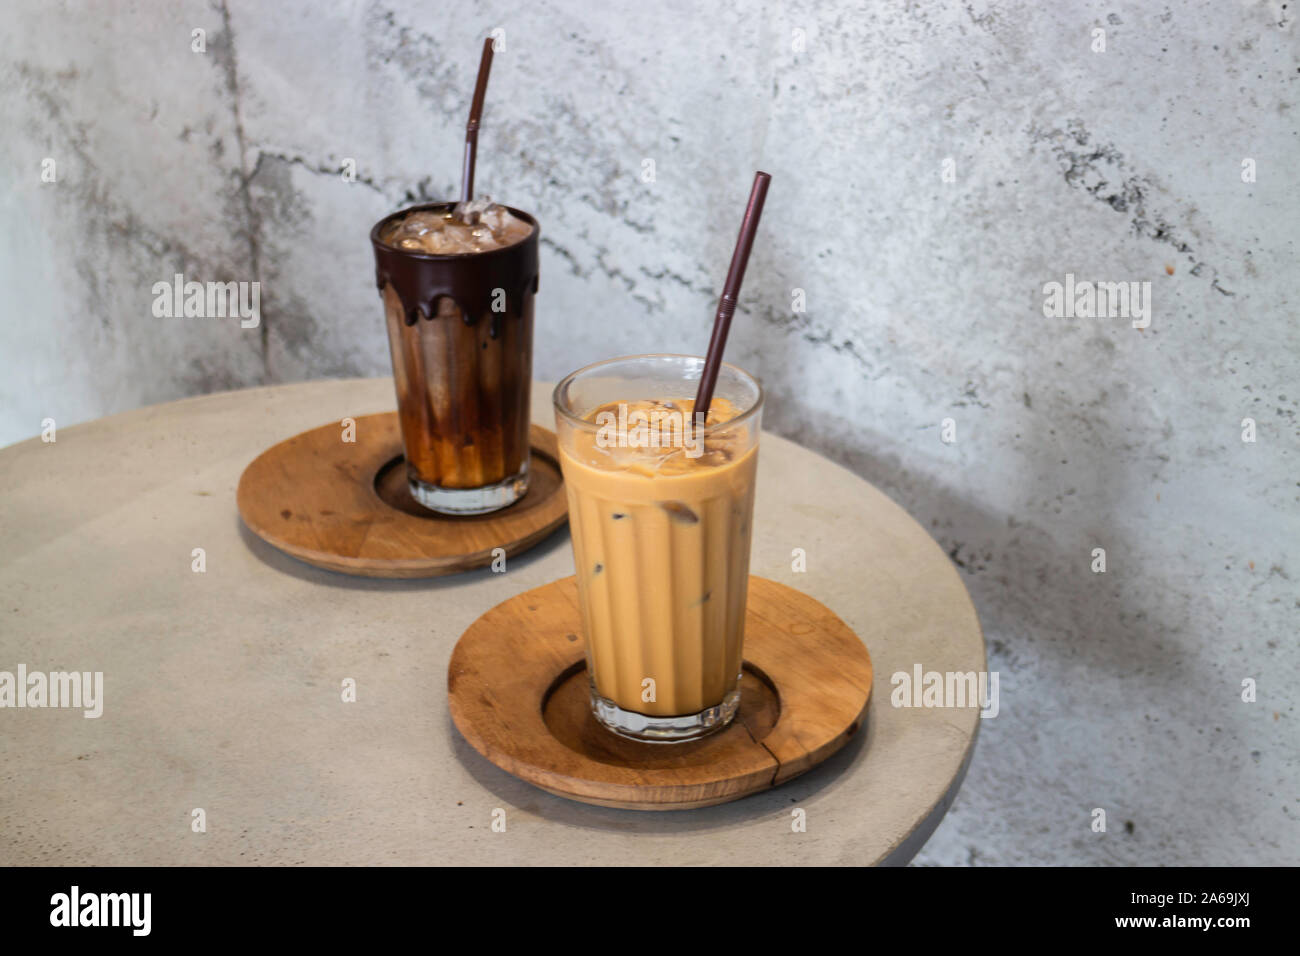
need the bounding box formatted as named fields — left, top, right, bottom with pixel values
left=560, top=397, right=758, bottom=717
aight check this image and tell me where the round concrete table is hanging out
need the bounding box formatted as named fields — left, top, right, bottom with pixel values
left=0, top=379, right=984, bottom=866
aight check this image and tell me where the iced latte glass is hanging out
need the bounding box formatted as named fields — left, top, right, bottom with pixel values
left=371, top=201, right=539, bottom=515
left=553, top=354, right=763, bottom=742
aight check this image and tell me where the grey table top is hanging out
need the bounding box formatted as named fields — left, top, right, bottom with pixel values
left=0, top=378, right=984, bottom=865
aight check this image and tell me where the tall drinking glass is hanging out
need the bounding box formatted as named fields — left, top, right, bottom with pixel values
left=370, top=202, right=539, bottom=515
left=553, top=354, right=763, bottom=741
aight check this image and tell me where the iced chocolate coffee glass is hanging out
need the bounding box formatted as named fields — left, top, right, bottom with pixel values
left=371, top=200, right=539, bottom=515
left=553, top=354, right=763, bottom=742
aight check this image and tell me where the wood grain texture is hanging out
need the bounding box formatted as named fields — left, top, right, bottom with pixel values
left=448, top=575, right=873, bottom=810
left=236, top=413, right=567, bottom=578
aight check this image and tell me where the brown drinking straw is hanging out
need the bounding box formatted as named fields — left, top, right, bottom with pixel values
left=693, top=170, right=772, bottom=422
left=460, top=37, right=496, bottom=203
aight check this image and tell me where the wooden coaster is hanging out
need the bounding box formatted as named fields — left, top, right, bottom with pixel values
left=236, top=413, right=567, bottom=578
left=448, top=576, right=873, bottom=810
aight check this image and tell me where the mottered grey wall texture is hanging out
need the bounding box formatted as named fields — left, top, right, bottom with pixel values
left=2, top=1, right=1296, bottom=864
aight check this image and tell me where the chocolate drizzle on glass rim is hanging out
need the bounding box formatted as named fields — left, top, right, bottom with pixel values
left=370, top=201, right=540, bottom=338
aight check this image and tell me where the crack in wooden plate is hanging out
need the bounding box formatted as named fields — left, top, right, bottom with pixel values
left=236, top=413, right=568, bottom=578
left=448, top=576, right=873, bottom=810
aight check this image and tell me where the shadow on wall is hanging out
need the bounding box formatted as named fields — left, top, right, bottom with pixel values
left=804, top=386, right=1269, bottom=852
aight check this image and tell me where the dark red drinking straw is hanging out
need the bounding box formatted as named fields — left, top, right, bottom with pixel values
left=693, top=170, right=772, bottom=422
left=460, top=37, right=496, bottom=203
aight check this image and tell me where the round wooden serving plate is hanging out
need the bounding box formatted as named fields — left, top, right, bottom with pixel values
left=448, top=576, right=873, bottom=810
left=236, top=412, right=568, bottom=578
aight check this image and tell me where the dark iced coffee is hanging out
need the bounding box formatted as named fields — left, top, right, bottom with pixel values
left=371, top=200, right=539, bottom=514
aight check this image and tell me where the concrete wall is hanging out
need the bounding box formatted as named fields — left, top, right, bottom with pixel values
left=2, top=0, right=1296, bottom=864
